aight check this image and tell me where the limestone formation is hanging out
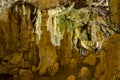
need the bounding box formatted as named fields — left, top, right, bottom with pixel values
left=94, top=50, right=106, bottom=79
left=0, top=39, right=5, bottom=58
left=67, top=75, right=76, bottom=80
left=95, top=63, right=105, bottom=80
left=78, top=67, right=91, bottom=80
left=60, top=27, right=73, bottom=68
left=28, top=42, right=39, bottom=66
left=0, top=65, right=8, bottom=74
left=37, top=11, right=58, bottom=76
left=47, top=62, right=59, bottom=76
left=68, top=58, right=78, bottom=70
left=9, top=53, right=23, bottom=65
left=18, top=59, right=31, bottom=69
left=19, top=69, right=34, bottom=80
left=0, top=0, right=119, bottom=80
left=32, top=65, right=37, bottom=72
left=83, top=54, right=97, bottom=66
left=102, top=34, right=120, bottom=80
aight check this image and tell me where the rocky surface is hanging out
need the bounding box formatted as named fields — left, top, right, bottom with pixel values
left=60, top=27, right=73, bottom=69
left=37, top=11, right=58, bottom=76
left=0, top=0, right=119, bottom=80
left=67, top=75, right=76, bottom=80
left=101, top=34, right=120, bottom=80
left=78, top=67, right=91, bottom=80
left=9, top=53, right=23, bottom=65
left=19, top=69, right=34, bottom=80
left=94, top=50, right=106, bottom=80
left=83, top=54, right=97, bottom=66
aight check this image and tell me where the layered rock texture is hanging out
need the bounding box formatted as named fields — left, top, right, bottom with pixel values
left=0, top=0, right=120, bottom=80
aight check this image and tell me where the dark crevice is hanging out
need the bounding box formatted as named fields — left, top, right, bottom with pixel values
left=0, top=73, right=13, bottom=80
left=11, top=1, right=37, bottom=27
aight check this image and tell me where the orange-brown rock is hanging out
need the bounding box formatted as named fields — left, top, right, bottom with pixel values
left=78, top=67, right=91, bottom=80
left=68, top=58, right=78, bottom=70
left=9, top=53, right=23, bottom=65
left=60, top=27, right=72, bottom=68
left=83, top=54, right=97, bottom=66
left=95, top=50, right=106, bottom=80
left=67, top=75, right=76, bottom=80
left=37, top=11, right=58, bottom=76
left=102, top=34, right=120, bottom=80
left=0, top=9, right=10, bottom=52
left=109, top=0, right=120, bottom=25
left=19, top=69, right=34, bottom=80
left=34, top=0, right=60, bottom=9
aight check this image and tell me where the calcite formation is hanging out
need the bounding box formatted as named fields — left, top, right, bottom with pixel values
left=78, top=67, right=91, bottom=80
left=19, top=69, right=34, bottom=80
left=101, top=34, right=120, bottom=80
left=0, top=0, right=119, bottom=80
left=83, top=54, right=97, bottom=66
left=67, top=75, right=76, bottom=80
left=37, top=11, right=58, bottom=76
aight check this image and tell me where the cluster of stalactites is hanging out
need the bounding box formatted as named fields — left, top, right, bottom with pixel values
left=44, top=5, right=115, bottom=50
left=1, top=1, right=115, bottom=51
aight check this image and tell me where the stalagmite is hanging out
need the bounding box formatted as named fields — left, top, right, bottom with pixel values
left=37, top=11, right=58, bottom=76
left=0, top=0, right=120, bottom=80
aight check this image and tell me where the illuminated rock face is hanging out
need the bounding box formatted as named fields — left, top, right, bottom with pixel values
left=19, top=69, right=34, bottom=80
left=102, top=34, right=120, bottom=80
left=78, top=67, right=91, bottom=80
left=0, top=1, right=114, bottom=51
left=0, top=0, right=119, bottom=80
left=37, top=11, right=58, bottom=76
left=60, top=27, right=73, bottom=68
left=0, top=0, right=61, bottom=12
left=94, top=34, right=120, bottom=80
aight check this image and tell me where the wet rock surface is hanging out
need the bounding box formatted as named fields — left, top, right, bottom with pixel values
left=0, top=0, right=120, bottom=80
left=102, top=34, right=120, bottom=80
left=83, top=54, right=97, bottom=66
left=19, top=69, right=34, bottom=80
left=67, top=75, right=76, bottom=80
left=78, top=67, right=91, bottom=80
left=9, top=53, right=23, bottom=65
left=37, top=11, right=58, bottom=76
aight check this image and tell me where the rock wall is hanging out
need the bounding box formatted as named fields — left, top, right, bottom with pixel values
left=0, top=0, right=119, bottom=80
left=109, top=0, right=120, bottom=26
left=102, top=34, right=120, bottom=80
left=37, top=11, right=58, bottom=76
left=0, top=2, right=39, bottom=80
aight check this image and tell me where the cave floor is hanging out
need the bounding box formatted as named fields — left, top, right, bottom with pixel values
left=34, top=68, right=80, bottom=80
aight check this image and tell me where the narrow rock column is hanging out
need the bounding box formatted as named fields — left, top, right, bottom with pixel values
left=37, top=10, right=58, bottom=76
left=60, top=27, right=73, bottom=69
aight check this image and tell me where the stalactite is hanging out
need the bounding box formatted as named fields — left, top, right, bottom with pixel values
left=35, top=9, right=42, bottom=44
left=47, top=7, right=64, bottom=46
left=1, top=1, right=120, bottom=80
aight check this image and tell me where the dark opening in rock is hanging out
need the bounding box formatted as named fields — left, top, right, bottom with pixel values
left=0, top=73, right=13, bottom=80
left=11, top=1, right=37, bottom=27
